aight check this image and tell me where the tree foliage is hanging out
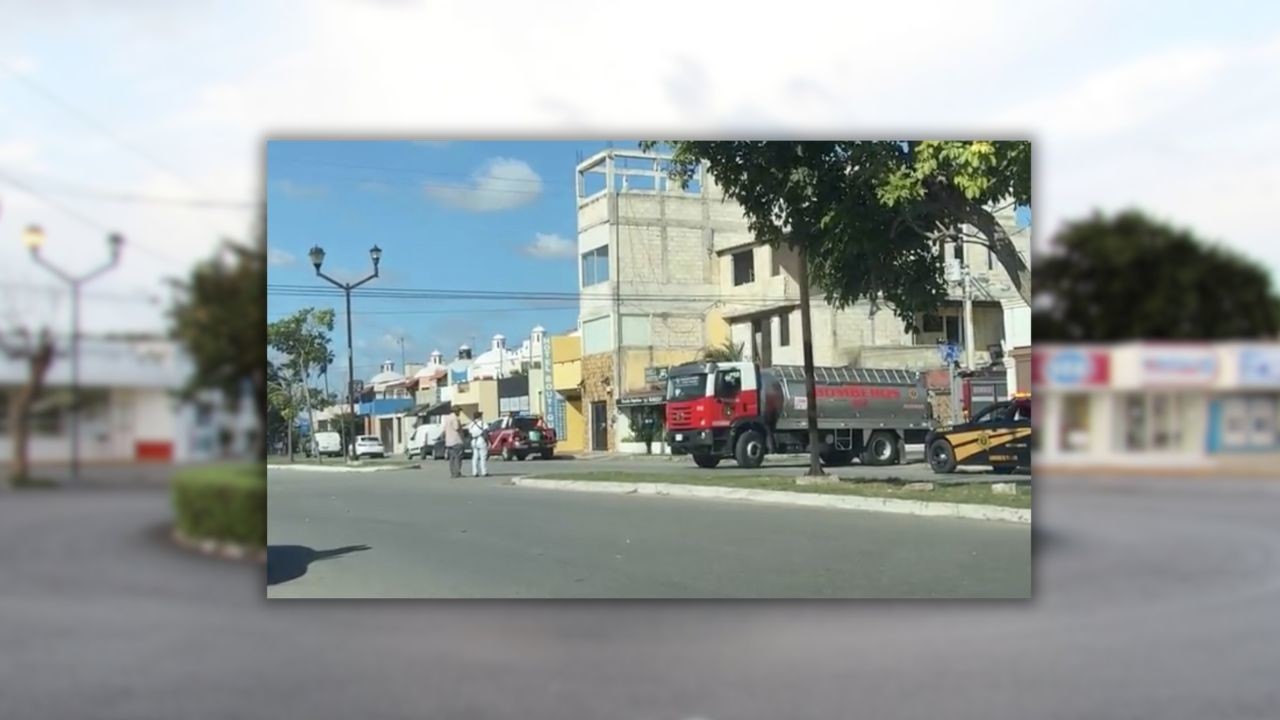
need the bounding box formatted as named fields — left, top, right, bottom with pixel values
left=700, top=339, right=745, bottom=362
left=1034, top=210, right=1280, bottom=341
left=168, top=221, right=266, bottom=457
left=641, top=140, right=1032, bottom=319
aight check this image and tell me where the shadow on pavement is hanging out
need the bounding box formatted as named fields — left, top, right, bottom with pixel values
left=266, top=544, right=371, bottom=586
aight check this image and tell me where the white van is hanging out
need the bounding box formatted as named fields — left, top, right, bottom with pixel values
left=407, top=423, right=443, bottom=459
left=313, top=431, right=343, bottom=458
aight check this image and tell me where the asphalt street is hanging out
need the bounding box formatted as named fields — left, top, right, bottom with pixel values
left=3, top=473, right=1279, bottom=719
left=266, top=460, right=1030, bottom=599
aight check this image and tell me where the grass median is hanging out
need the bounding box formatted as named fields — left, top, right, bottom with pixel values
left=525, top=471, right=1031, bottom=509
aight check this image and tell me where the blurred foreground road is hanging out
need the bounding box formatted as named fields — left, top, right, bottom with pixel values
left=3, top=474, right=1279, bottom=719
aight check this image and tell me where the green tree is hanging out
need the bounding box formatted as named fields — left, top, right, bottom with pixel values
left=168, top=219, right=267, bottom=458
left=268, top=307, right=336, bottom=459
left=1034, top=210, right=1280, bottom=340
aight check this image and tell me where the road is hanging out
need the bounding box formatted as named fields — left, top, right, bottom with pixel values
left=3, top=474, right=1280, bottom=719
left=266, top=459, right=1030, bottom=599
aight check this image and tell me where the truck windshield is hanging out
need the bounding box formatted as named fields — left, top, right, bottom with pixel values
left=667, top=374, right=707, bottom=401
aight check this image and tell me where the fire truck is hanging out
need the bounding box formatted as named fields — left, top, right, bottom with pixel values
left=663, top=361, right=933, bottom=469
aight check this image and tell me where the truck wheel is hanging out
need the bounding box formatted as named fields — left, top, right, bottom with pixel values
left=928, top=439, right=958, bottom=474
left=992, top=465, right=1015, bottom=475
left=501, top=447, right=514, bottom=461
left=516, top=452, right=528, bottom=461
left=540, top=449, right=554, bottom=460
left=734, top=430, right=766, bottom=469
left=692, top=452, right=721, bottom=469
left=863, top=431, right=899, bottom=466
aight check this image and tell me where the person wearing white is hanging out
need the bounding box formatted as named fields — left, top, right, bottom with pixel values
left=467, top=412, right=490, bottom=477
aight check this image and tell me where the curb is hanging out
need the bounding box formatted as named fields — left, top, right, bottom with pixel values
left=171, top=527, right=266, bottom=564
left=267, top=463, right=420, bottom=474
left=509, top=477, right=1030, bottom=524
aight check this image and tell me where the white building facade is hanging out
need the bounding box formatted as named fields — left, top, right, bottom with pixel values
left=1, top=337, right=257, bottom=465
left=1036, top=342, right=1280, bottom=470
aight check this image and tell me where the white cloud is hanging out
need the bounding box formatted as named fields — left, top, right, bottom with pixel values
left=267, top=247, right=295, bottom=266
left=423, top=157, right=542, bottom=212
left=275, top=179, right=327, bottom=198
left=522, top=233, right=575, bottom=259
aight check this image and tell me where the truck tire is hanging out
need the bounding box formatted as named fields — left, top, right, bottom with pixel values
left=540, top=449, right=554, bottom=460
left=734, top=429, right=766, bottom=469
left=692, top=452, right=721, bottom=469
left=820, top=450, right=855, bottom=467
left=501, top=446, right=514, bottom=461
left=928, top=439, right=958, bottom=474
left=863, top=431, right=899, bottom=466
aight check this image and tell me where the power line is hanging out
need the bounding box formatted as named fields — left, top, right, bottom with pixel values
left=1, top=63, right=211, bottom=197
left=0, top=166, right=254, bottom=209
left=0, top=169, right=190, bottom=268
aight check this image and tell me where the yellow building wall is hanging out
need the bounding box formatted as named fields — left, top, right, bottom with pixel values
left=705, top=308, right=731, bottom=347
left=551, top=334, right=583, bottom=392
left=559, top=397, right=586, bottom=453
left=620, top=348, right=702, bottom=392
left=451, top=379, right=499, bottom=421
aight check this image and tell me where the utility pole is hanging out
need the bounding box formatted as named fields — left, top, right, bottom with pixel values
left=23, top=226, right=122, bottom=483
left=308, top=244, right=382, bottom=462
left=962, top=265, right=976, bottom=371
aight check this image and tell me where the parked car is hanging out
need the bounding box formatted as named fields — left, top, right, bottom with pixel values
left=430, top=432, right=473, bottom=461
left=313, top=431, right=343, bottom=458
left=350, top=435, right=386, bottom=460
left=488, top=414, right=557, bottom=461
left=406, top=423, right=443, bottom=459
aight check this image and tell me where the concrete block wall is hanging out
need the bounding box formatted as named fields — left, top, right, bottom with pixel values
left=581, top=352, right=615, bottom=450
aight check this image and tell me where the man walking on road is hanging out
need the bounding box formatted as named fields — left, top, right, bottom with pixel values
left=468, top=411, right=490, bottom=477
left=441, top=407, right=464, bottom=478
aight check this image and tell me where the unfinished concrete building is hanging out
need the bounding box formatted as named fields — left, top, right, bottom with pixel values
left=576, top=149, right=743, bottom=451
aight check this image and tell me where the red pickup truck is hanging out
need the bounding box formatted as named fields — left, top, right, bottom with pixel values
left=488, top=414, right=557, bottom=461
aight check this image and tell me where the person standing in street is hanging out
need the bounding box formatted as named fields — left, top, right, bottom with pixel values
left=441, top=407, right=464, bottom=478
left=467, top=411, right=490, bottom=477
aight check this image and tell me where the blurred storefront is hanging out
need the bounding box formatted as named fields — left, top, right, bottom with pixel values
left=1036, top=342, right=1280, bottom=470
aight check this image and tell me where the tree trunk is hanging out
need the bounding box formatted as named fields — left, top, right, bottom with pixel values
left=4, top=332, right=55, bottom=487
left=302, top=359, right=319, bottom=463
left=796, top=241, right=825, bottom=477
left=251, top=364, right=267, bottom=460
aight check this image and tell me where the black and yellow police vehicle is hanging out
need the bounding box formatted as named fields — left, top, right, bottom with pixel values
left=925, top=393, right=1032, bottom=474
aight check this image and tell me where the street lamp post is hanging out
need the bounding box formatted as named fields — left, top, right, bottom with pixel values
left=23, top=225, right=123, bottom=483
left=308, top=244, right=381, bottom=462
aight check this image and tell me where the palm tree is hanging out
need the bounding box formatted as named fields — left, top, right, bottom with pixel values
left=699, top=339, right=745, bottom=362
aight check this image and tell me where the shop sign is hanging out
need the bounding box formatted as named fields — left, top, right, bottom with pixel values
left=1239, top=348, right=1280, bottom=386
left=644, top=366, right=670, bottom=384
left=1141, top=349, right=1218, bottom=386
left=618, top=394, right=664, bottom=407
left=1033, top=349, right=1109, bottom=387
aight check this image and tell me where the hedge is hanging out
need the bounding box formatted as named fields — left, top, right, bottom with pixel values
left=171, top=464, right=266, bottom=548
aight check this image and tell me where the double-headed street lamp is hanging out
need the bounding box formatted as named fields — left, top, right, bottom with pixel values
left=23, top=225, right=124, bottom=482
left=308, top=244, right=381, bottom=462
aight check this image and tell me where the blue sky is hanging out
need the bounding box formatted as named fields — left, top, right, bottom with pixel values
left=266, top=140, right=1036, bottom=382
left=266, top=140, right=637, bottom=380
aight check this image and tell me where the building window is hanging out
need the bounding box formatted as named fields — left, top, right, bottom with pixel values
left=732, top=249, right=755, bottom=286
left=581, top=246, right=609, bottom=287
left=922, top=314, right=944, bottom=333
left=778, top=311, right=791, bottom=347
left=770, top=249, right=782, bottom=277
left=1060, top=395, right=1090, bottom=452
left=1119, top=393, right=1186, bottom=452
left=953, top=239, right=965, bottom=265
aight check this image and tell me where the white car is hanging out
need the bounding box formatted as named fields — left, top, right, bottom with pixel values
left=350, top=435, right=386, bottom=459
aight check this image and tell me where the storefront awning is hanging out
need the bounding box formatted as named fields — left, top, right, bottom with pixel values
left=415, top=400, right=452, bottom=417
